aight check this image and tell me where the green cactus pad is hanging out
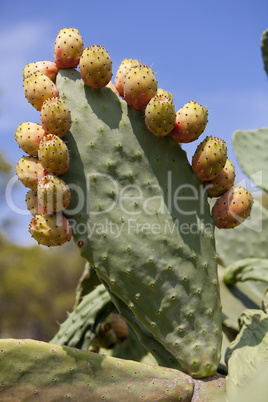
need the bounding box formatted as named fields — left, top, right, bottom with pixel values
left=261, top=28, right=268, bottom=78
left=223, top=258, right=268, bottom=285
left=0, top=338, right=194, bottom=401
left=233, top=127, right=268, bottom=192
left=225, top=309, right=268, bottom=402
left=57, top=68, right=222, bottom=378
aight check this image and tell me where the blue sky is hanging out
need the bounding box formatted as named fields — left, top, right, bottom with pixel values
left=0, top=0, right=267, bottom=244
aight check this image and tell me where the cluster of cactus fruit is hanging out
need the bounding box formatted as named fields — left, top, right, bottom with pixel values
left=15, top=27, right=253, bottom=248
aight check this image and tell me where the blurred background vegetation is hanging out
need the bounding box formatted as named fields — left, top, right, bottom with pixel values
left=0, top=150, right=84, bottom=341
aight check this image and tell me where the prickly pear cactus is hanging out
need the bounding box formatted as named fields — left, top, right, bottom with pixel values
left=57, top=68, right=222, bottom=378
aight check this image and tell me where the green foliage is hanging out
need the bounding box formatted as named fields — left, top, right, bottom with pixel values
left=233, top=128, right=268, bottom=192
left=224, top=258, right=268, bottom=284
left=0, top=235, right=84, bottom=340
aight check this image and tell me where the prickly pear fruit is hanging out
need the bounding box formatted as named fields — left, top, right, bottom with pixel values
left=29, top=213, right=72, bottom=246
left=37, top=174, right=71, bottom=213
left=22, top=61, right=59, bottom=82
left=54, top=28, right=84, bottom=69
left=123, top=65, right=158, bottom=110
left=145, top=95, right=176, bottom=136
left=171, top=101, right=208, bottom=143
left=79, top=45, right=113, bottom=88
left=38, top=134, right=69, bottom=176
left=23, top=72, right=59, bottom=111
left=115, top=58, right=141, bottom=97
left=212, top=186, right=253, bottom=229
left=15, top=122, right=46, bottom=157
left=40, top=97, right=72, bottom=137
left=25, top=189, right=48, bottom=216
left=156, top=88, right=173, bottom=102
left=15, top=155, right=47, bottom=190
left=192, top=136, right=227, bottom=181
left=94, top=313, right=129, bottom=350
left=205, top=158, right=236, bottom=198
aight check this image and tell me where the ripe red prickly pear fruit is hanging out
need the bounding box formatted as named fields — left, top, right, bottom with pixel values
left=23, top=72, right=59, bottom=111
left=29, top=213, right=72, bottom=246
left=204, top=159, right=236, bottom=198
left=54, top=28, right=84, bottom=69
left=192, top=136, right=227, bottom=181
left=15, top=122, right=46, bottom=157
left=145, top=95, right=176, bottom=137
left=115, top=58, right=141, bottom=97
left=156, top=88, right=173, bottom=102
left=23, top=61, right=59, bottom=82
left=171, top=100, right=208, bottom=143
left=212, top=186, right=253, bottom=229
left=25, top=189, right=48, bottom=216
left=15, top=155, right=47, bottom=190
left=40, top=97, right=72, bottom=137
left=123, top=65, right=158, bottom=110
left=38, top=134, right=69, bottom=176
left=79, top=45, right=113, bottom=88
left=37, top=174, right=71, bottom=213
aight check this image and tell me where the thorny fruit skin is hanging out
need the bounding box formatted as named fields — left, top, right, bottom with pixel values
left=79, top=45, right=113, bottom=88
left=38, top=134, right=70, bottom=176
left=54, top=28, right=84, bottom=69
left=40, top=97, right=72, bottom=137
left=192, top=136, right=228, bottom=181
left=156, top=88, right=173, bottom=102
left=171, top=100, right=208, bottom=143
left=212, top=186, right=254, bottom=229
left=15, top=122, right=46, bottom=157
left=29, top=213, right=72, bottom=247
left=145, top=95, right=176, bottom=137
left=37, top=174, right=71, bottom=213
left=15, top=155, right=47, bottom=190
left=23, top=72, right=59, bottom=111
left=115, top=58, right=141, bottom=97
left=26, top=189, right=48, bottom=216
left=204, top=158, right=236, bottom=198
left=123, top=65, right=158, bottom=110
left=22, top=61, right=59, bottom=82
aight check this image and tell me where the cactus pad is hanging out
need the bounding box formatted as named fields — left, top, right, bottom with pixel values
left=57, top=68, right=222, bottom=378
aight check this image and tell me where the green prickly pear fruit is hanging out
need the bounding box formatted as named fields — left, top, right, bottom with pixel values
left=156, top=88, right=173, bottom=102
left=23, top=72, right=59, bottom=111
left=205, top=158, right=236, bottom=198
left=37, top=174, right=71, bottom=213
left=115, top=58, right=141, bottom=97
left=22, top=61, right=59, bottom=82
left=145, top=95, right=176, bottom=137
left=15, top=155, right=47, bottom=190
left=29, top=213, right=72, bottom=246
left=171, top=100, right=208, bottom=143
left=212, top=186, right=253, bottom=229
left=15, top=122, right=46, bottom=157
left=123, top=65, right=158, bottom=110
left=192, top=136, right=228, bottom=181
left=26, top=189, right=48, bottom=216
left=79, top=45, right=113, bottom=88
left=38, top=134, right=69, bottom=176
left=40, top=97, right=72, bottom=137
left=54, top=28, right=84, bottom=69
